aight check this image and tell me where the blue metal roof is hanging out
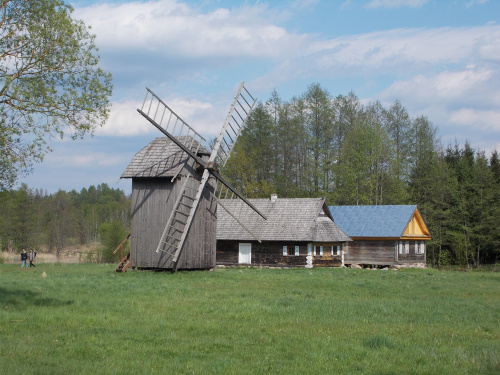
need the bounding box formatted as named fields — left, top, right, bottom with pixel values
left=329, top=205, right=417, bottom=238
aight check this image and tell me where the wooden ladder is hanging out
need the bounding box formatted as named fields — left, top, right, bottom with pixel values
left=156, top=177, right=201, bottom=259
left=113, top=234, right=131, bottom=272
left=114, top=252, right=131, bottom=272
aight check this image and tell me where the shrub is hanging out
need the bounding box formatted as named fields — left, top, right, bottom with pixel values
left=98, top=221, right=128, bottom=263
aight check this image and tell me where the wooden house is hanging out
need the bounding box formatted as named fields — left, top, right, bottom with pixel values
left=329, top=205, right=431, bottom=268
left=121, top=137, right=217, bottom=270
left=217, top=195, right=351, bottom=268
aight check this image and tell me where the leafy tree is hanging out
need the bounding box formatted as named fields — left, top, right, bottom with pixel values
left=302, top=83, right=333, bottom=195
left=0, top=0, right=113, bottom=190
left=6, top=184, right=35, bottom=250
left=384, top=100, right=412, bottom=202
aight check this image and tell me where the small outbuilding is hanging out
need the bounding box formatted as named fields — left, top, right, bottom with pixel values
left=217, top=195, right=351, bottom=268
left=329, top=205, right=431, bottom=268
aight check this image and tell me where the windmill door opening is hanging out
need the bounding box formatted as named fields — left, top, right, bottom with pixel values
left=238, top=243, right=252, bottom=264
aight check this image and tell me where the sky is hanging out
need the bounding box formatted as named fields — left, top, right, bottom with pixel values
left=18, top=0, right=500, bottom=195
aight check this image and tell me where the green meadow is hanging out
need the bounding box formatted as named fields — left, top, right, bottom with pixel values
left=1, top=264, right=498, bottom=374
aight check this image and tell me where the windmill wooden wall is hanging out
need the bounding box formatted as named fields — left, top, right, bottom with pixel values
left=122, top=137, right=217, bottom=270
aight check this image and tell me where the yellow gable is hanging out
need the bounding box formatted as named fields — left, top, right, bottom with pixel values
left=402, top=209, right=431, bottom=239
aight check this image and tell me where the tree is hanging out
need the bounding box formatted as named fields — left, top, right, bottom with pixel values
left=0, top=0, right=113, bottom=190
left=384, top=100, right=412, bottom=202
left=302, top=83, right=333, bottom=195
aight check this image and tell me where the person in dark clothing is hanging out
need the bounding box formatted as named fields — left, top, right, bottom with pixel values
left=29, top=248, right=36, bottom=267
left=21, top=249, right=28, bottom=267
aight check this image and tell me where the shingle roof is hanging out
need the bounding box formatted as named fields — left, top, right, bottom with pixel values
left=121, top=137, right=210, bottom=178
left=218, top=197, right=351, bottom=242
left=329, top=205, right=417, bottom=238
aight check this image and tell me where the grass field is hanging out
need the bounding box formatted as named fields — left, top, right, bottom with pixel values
left=0, top=264, right=498, bottom=374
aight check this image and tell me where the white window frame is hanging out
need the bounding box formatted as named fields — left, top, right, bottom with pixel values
left=416, top=241, right=425, bottom=255
left=284, top=245, right=299, bottom=256
left=398, top=241, right=410, bottom=255
left=313, top=246, right=323, bottom=256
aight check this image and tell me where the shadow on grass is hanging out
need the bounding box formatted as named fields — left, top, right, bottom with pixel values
left=0, top=287, right=74, bottom=311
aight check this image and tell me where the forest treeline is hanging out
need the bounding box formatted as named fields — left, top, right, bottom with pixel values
left=0, top=183, right=130, bottom=261
left=1, top=84, right=498, bottom=266
left=223, top=83, right=500, bottom=267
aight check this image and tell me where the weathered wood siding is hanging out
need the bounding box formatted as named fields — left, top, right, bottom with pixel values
left=217, top=240, right=342, bottom=267
left=345, top=240, right=426, bottom=266
left=130, top=175, right=216, bottom=270
left=344, top=240, right=396, bottom=265
left=398, top=242, right=426, bottom=265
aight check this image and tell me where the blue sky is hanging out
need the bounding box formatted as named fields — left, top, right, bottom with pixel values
left=19, top=0, right=500, bottom=195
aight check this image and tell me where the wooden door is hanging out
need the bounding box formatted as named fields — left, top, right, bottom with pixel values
left=238, top=243, right=252, bottom=264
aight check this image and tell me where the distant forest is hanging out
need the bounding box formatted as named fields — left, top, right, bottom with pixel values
left=1, top=84, right=499, bottom=266
left=0, top=184, right=130, bottom=261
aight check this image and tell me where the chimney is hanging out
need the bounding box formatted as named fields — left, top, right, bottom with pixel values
left=271, top=194, right=278, bottom=203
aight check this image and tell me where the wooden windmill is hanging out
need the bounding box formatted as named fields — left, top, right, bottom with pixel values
left=121, top=82, right=266, bottom=271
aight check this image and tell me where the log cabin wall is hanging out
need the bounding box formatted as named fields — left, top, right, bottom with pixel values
left=344, top=240, right=396, bottom=266
left=397, top=241, right=426, bottom=265
left=344, top=240, right=426, bottom=266
left=217, top=240, right=342, bottom=267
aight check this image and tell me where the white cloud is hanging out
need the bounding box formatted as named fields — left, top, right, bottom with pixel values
left=381, top=67, right=498, bottom=105
left=96, top=100, right=152, bottom=137
left=449, top=109, right=500, bottom=132
left=365, top=0, right=429, bottom=9
left=377, top=66, right=500, bottom=153
left=75, top=1, right=301, bottom=60
left=249, top=24, right=500, bottom=95
left=307, top=26, right=500, bottom=72
left=95, top=95, right=230, bottom=139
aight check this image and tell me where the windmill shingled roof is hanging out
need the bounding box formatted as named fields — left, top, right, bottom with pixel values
left=121, top=137, right=210, bottom=178
left=218, top=197, right=351, bottom=242
left=329, top=205, right=417, bottom=238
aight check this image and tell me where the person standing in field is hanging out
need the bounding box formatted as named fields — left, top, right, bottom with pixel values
left=29, top=248, right=36, bottom=267
left=21, top=249, right=28, bottom=267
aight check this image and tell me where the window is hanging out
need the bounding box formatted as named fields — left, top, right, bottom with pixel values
left=313, top=246, right=323, bottom=256
left=284, top=245, right=299, bottom=256
left=416, top=241, right=425, bottom=255
left=398, top=241, right=409, bottom=255
left=336, top=245, right=340, bottom=256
